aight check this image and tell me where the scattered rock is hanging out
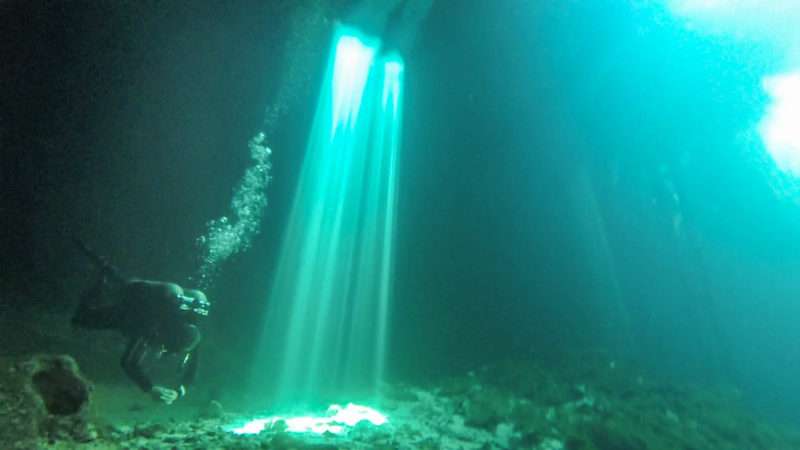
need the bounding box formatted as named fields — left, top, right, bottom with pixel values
left=3, top=356, right=797, bottom=450
left=589, top=423, right=648, bottom=450
left=463, top=386, right=513, bottom=429
left=133, top=422, right=167, bottom=438
left=200, top=399, right=225, bottom=419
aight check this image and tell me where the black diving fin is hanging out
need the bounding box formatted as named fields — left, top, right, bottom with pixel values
left=72, top=238, right=126, bottom=284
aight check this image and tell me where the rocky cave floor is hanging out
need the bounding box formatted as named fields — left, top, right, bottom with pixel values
left=2, top=308, right=800, bottom=449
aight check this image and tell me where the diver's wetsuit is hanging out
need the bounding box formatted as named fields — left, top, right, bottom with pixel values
left=72, top=278, right=199, bottom=393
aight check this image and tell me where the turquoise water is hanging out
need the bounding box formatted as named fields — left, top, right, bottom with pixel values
left=5, top=1, right=800, bottom=448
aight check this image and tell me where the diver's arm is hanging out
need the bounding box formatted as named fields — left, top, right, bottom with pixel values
left=176, top=349, right=198, bottom=396
left=120, top=337, right=153, bottom=393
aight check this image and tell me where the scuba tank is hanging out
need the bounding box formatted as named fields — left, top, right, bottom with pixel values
left=74, top=238, right=210, bottom=318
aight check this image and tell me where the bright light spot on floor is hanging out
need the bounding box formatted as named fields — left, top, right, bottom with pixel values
left=328, top=403, right=388, bottom=426
left=227, top=403, right=388, bottom=436
left=231, top=418, right=271, bottom=435
left=760, top=72, right=800, bottom=176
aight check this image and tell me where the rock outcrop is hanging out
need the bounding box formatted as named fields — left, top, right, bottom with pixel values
left=0, top=354, right=96, bottom=449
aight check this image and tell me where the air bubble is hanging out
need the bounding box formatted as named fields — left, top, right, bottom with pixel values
left=194, top=133, right=274, bottom=289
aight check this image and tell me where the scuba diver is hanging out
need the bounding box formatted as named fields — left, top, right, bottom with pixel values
left=71, top=239, right=209, bottom=405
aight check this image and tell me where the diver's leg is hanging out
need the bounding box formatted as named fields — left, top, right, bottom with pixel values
left=71, top=277, right=120, bottom=330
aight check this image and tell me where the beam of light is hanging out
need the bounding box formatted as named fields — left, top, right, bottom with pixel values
left=226, top=403, right=387, bottom=436
left=759, top=72, right=800, bottom=177
left=252, top=24, right=405, bottom=407
left=370, top=53, right=404, bottom=384
left=382, top=56, right=404, bottom=115
left=665, top=0, right=800, bottom=41
left=664, top=0, right=800, bottom=184
left=331, top=32, right=379, bottom=138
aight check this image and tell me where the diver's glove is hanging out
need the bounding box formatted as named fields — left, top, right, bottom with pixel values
left=150, top=385, right=179, bottom=405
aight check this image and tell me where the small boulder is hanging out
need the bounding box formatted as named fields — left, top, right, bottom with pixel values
left=199, top=399, right=225, bottom=419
